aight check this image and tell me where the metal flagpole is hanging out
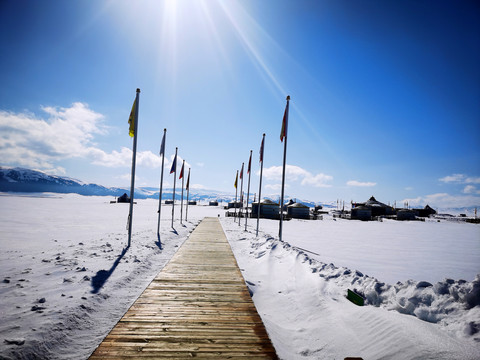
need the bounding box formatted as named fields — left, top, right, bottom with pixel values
left=128, top=88, right=140, bottom=247
left=171, top=147, right=178, bottom=228
left=180, top=160, right=185, bottom=225
left=279, top=96, right=290, bottom=242
left=245, top=150, right=252, bottom=231
left=256, top=134, right=265, bottom=237
left=239, top=163, right=244, bottom=227
left=234, top=170, right=238, bottom=222
left=157, top=128, right=166, bottom=238
left=185, top=168, right=190, bottom=222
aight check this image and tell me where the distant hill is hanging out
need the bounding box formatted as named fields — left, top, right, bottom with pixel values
left=0, top=167, right=323, bottom=207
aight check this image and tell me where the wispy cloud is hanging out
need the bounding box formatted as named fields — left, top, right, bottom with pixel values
left=439, top=174, right=480, bottom=184
left=0, top=103, right=162, bottom=174
left=463, top=185, right=480, bottom=195
left=347, top=180, right=377, bottom=187
left=262, top=165, right=333, bottom=188
left=403, top=193, right=480, bottom=209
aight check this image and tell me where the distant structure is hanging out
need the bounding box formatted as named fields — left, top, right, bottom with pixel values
left=117, top=193, right=130, bottom=203
left=352, top=196, right=395, bottom=218
left=287, top=202, right=310, bottom=219
left=351, top=205, right=372, bottom=221
left=413, top=205, right=436, bottom=218
left=351, top=196, right=437, bottom=221
left=251, top=199, right=280, bottom=219
left=165, top=199, right=174, bottom=204
left=188, top=200, right=197, bottom=205
left=227, top=201, right=242, bottom=209
left=209, top=201, right=218, bottom=206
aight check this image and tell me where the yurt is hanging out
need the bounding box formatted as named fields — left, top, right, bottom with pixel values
left=251, top=199, right=280, bottom=219
left=287, top=202, right=310, bottom=219
left=351, top=205, right=372, bottom=221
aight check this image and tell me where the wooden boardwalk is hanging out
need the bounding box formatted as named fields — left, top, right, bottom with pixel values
left=89, top=217, right=277, bottom=359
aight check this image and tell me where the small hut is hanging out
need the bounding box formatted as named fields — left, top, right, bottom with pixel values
left=365, top=196, right=395, bottom=217
left=351, top=206, right=372, bottom=221
left=227, top=201, right=241, bottom=209
left=188, top=201, right=197, bottom=205
left=397, top=209, right=416, bottom=221
left=414, top=205, right=436, bottom=218
left=287, top=202, right=310, bottom=219
left=251, top=199, right=280, bottom=219
left=165, top=199, right=174, bottom=204
left=117, top=193, right=130, bottom=203
left=209, top=201, right=218, bottom=206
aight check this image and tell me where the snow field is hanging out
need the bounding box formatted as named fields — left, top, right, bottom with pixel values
left=221, top=217, right=480, bottom=359
left=0, top=194, right=220, bottom=359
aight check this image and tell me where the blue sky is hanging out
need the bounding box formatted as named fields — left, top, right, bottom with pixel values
left=1, top=0, right=479, bottom=209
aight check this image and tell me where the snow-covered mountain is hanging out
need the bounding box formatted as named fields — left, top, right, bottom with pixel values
left=0, top=167, right=320, bottom=205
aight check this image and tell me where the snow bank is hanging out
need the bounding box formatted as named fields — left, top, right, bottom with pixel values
left=221, top=217, right=480, bottom=359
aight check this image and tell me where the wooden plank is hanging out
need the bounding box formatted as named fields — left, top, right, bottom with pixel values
left=89, top=217, right=277, bottom=359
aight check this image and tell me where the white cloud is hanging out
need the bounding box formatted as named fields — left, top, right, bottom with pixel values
left=347, top=180, right=377, bottom=187
left=403, top=193, right=480, bottom=209
left=0, top=103, right=163, bottom=173
left=196, top=162, right=205, bottom=168
left=465, top=176, right=480, bottom=184
left=266, top=183, right=290, bottom=191
left=262, top=165, right=332, bottom=188
left=439, top=174, right=480, bottom=184
left=190, top=183, right=206, bottom=190
left=463, top=185, right=480, bottom=195
left=301, top=173, right=333, bottom=187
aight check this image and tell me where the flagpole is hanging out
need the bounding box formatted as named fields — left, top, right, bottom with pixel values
left=245, top=150, right=252, bottom=231
left=128, top=88, right=140, bottom=247
left=185, top=168, right=190, bottom=222
left=234, top=170, right=238, bottom=222
left=180, top=160, right=185, bottom=225
left=256, top=134, right=265, bottom=237
left=239, top=163, right=244, bottom=227
left=171, top=147, right=178, bottom=229
left=157, top=128, right=166, bottom=238
left=279, top=96, right=290, bottom=242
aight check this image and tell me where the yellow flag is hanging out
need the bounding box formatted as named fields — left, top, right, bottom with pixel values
left=128, top=98, right=136, bottom=137
left=234, top=172, right=238, bottom=189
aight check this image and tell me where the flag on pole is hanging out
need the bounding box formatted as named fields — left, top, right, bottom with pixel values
left=280, top=99, right=289, bottom=142
left=179, top=161, right=184, bottom=179
left=247, top=151, right=252, bottom=174
left=186, top=169, right=190, bottom=190
left=170, top=153, right=177, bottom=174
left=234, top=172, right=238, bottom=188
left=240, top=163, right=244, bottom=180
left=128, top=98, right=137, bottom=137
left=159, top=130, right=166, bottom=156
left=279, top=96, right=290, bottom=242
left=259, top=136, right=265, bottom=163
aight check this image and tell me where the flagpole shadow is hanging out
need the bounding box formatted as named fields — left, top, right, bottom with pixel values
left=155, top=232, right=162, bottom=250
left=171, top=227, right=178, bottom=235
left=91, top=245, right=130, bottom=294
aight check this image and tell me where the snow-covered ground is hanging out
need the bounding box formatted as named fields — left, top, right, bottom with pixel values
left=0, top=193, right=220, bottom=359
left=1, top=194, right=479, bottom=359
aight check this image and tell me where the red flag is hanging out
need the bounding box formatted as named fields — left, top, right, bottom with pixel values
left=179, top=162, right=184, bottom=179
left=259, top=136, right=264, bottom=163
left=240, top=163, right=244, bottom=180
left=280, top=97, right=290, bottom=142
left=186, top=170, right=190, bottom=190
left=247, top=152, right=252, bottom=174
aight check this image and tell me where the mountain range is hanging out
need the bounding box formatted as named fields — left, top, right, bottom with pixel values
left=0, top=167, right=320, bottom=207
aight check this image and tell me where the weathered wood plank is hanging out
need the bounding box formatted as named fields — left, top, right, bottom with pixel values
left=89, top=217, right=277, bottom=359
